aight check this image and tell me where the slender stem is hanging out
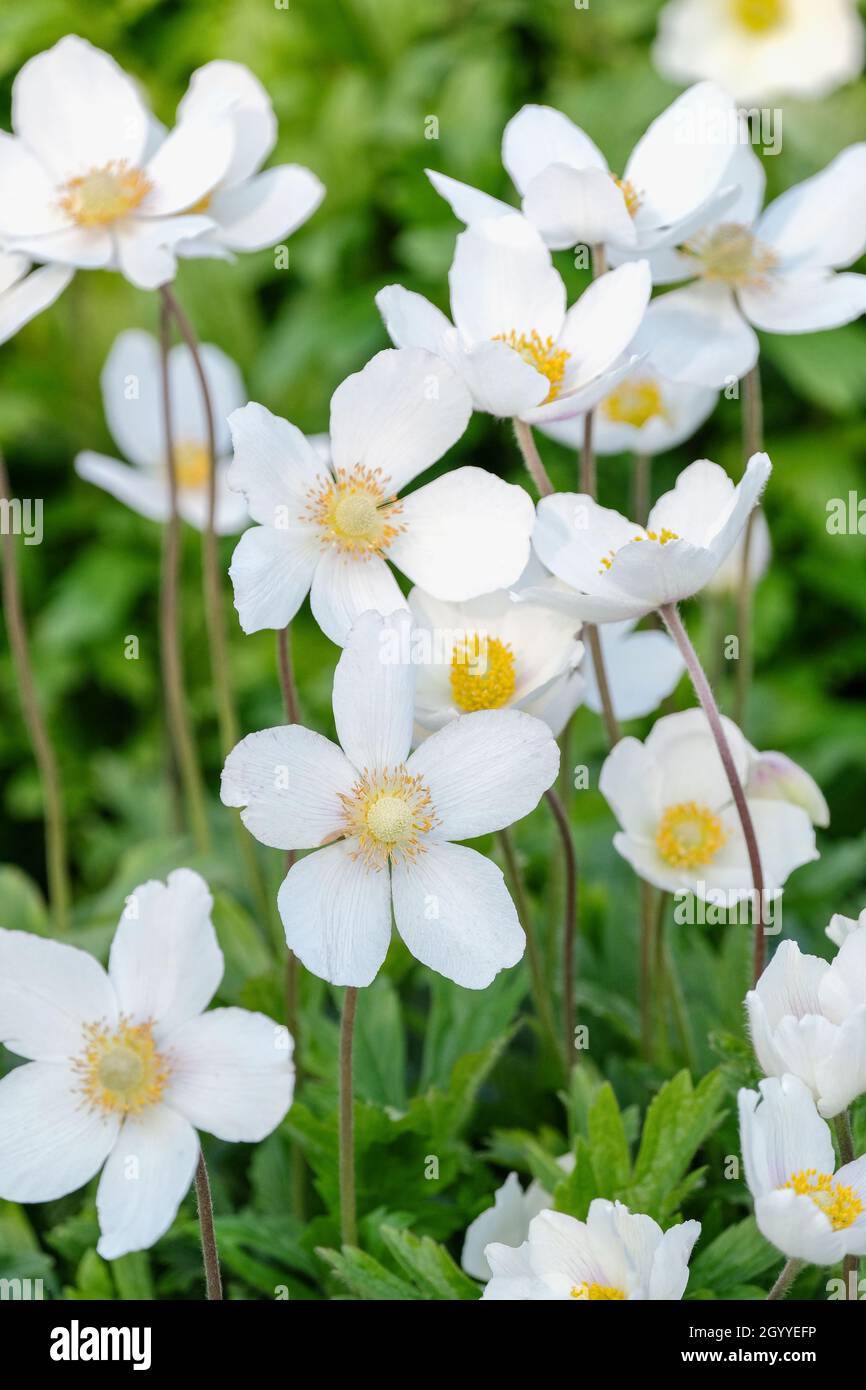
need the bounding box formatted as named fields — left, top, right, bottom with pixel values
left=659, top=602, right=767, bottom=982
left=339, top=986, right=359, bottom=1246
left=736, top=365, right=763, bottom=728
left=766, top=1257, right=803, bottom=1301
left=513, top=418, right=554, bottom=497
left=277, top=626, right=301, bottom=724
left=0, top=453, right=71, bottom=929
left=835, top=1111, right=859, bottom=1298
left=585, top=626, right=621, bottom=747
left=498, top=828, right=559, bottom=1057
left=194, top=1152, right=223, bottom=1300
left=639, top=880, right=656, bottom=1059
left=632, top=452, right=651, bottom=527
left=545, top=788, right=579, bottom=1067
left=158, top=301, right=211, bottom=855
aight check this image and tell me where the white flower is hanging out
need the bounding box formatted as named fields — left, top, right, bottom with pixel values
left=74, top=329, right=249, bottom=534
left=0, top=250, right=73, bottom=345
left=639, top=143, right=866, bottom=388
left=173, top=60, right=324, bottom=259
left=0, top=36, right=235, bottom=290
left=583, top=619, right=685, bottom=723
left=745, top=748, right=829, bottom=828
left=0, top=869, right=293, bottom=1260
left=654, top=0, right=865, bottom=104
left=739, top=1074, right=866, bottom=1264
left=221, top=609, right=560, bottom=989
left=376, top=214, right=651, bottom=424
left=461, top=1156, right=575, bottom=1282
left=827, top=906, right=866, bottom=949
left=427, top=83, right=740, bottom=259
left=527, top=455, right=771, bottom=624
left=227, top=347, right=534, bottom=645
left=482, top=1201, right=700, bottom=1300
left=599, top=707, right=818, bottom=903
left=706, top=507, right=771, bottom=596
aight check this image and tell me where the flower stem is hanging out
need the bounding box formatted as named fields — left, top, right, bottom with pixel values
left=659, top=602, right=767, bottom=983
left=736, top=364, right=763, bottom=728
left=766, top=1257, right=803, bottom=1301
left=545, top=788, right=579, bottom=1068
left=277, top=625, right=301, bottom=725
left=0, top=452, right=71, bottom=930
left=158, top=299, right=211, bottom=856
left=498, top=827, right=559, bottom=1060
left=339, top=986, right=359, bottom=1246
left=513, top=418, right=554, bottom=497
left=194, top=1152, right=223, bottom=1300
left=639, top=880, right=656, bottom=1059
left=835, top=1111, right=859, bottom=1298
left=631, top=452, right=651, bottom=526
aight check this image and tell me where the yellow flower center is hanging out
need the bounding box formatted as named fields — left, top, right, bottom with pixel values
left=570, top=1282, right=627, bottom=1300
left=59, top=161, right=152, bottom=227
left=492, top=330, right=570, bottom=404
left=339, top=765, right=437, bottom=870
left=611, top=175, right=641, bottom=218
left=602, top=378, right=667, bottom=429
left=681, top=222, right=778, bottom=288
left=304, top=465, right=404, bottom=557
left=74, top=1019, right=168, bottom=1116
left=599, top=528, right=679, bottom=574
left=656, top=802, right=727, bottom=869
left=782, top=1171, right=864, bottom=1231
left=173, top=441, right=211, bottom=491
left=450, top=633, right=517, bottom=712
left=730, top=0, right=786, bottom=34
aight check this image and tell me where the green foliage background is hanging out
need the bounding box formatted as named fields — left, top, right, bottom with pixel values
left=0, top=0, right=865, bottom=1300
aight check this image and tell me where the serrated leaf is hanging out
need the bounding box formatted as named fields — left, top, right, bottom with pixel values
left=379, top=1225, right=480, bottom=1300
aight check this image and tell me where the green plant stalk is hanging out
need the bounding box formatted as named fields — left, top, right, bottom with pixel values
left=194, top=1152, right=223, bottom=1300
left=835, top=1110, right=859, bottom=1298
left=498, top=827, right=560, bottom=1061
left=546, top=787, right=579, bottom=1068
left=340, top=986, right=359, bottom=1246
left=736, top=363, right=763, bottom=728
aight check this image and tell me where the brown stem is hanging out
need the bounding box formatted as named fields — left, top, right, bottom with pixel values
left=277, top=625, right=301, bottom=724
left=735, top=365, right=763, bottom=728
left=632, top=452, right=651, bottom=527
left=545, top=788, right=579, bottom=1067
left=194, top=1152, right=223, bottom=1300
left=513, top=418, right=554, bottom=497
left=498, top=828, right=559, bottom=1059
left=766, top=1257, right=803, bottom=1301
left=339, top=986, right=359, bottom=1246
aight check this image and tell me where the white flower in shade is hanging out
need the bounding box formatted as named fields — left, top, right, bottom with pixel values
left=706, top=507, right=771, bottom=596
left=462, top=1156, right=575, bottom=1282
left=221, top=609, right=560, bottom=989
left=376, top=215, right=651, bottom=424
left=0, top=36, right=235, bottom=290
left=527, top=456, right=771, bottom=624
left=638, top=143, right=866, bottom=388
left=739, top=1075, right=866, bottom=1264
left=0, top=869, right=293, bottom=1260
left=653, top=0, right=864, bottom=104
left=0, top=251, right=73, bottom=345
left=745, top=747, right=829, bottom=828
left=827, top=906, right=866, bottom=949
left=227, top=347, right=534, bottom=645
left=599, top=708, right=818, bottom=903
left=427, top=83, right=740, bottom=260
left=75, top=329, right=248, bottom=534
left=482, top=1201, right=700, bottom=1300
left=173, top=61, right=324, bottom=259
left=583, top=619, right=685, bottom=723
left=746, top=933, right=866, bottom=1118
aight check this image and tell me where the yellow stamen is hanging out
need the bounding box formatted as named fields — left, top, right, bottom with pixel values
left=492, top=329, right=570, bottom=404
left=338, top=765, right=438, bottom=870
left=681, top=222, right=778, bottom=289
left=656, top=802, right=727, bottom=869
left=783, top=1170, right=864, bottom=1231
left=74, top=1018, right=168, bottom=1116
left=598, top=527, right=679, bottom=575
left=173, top=441, right=211, bottom=491
left=304, top=465, right=404, bottom=557
left=611, top=175, right=641, bottom=218
left=450, top=633, right=516, bottom=712
left=570, top=1282, right=627, bottom=1300
left=730, top=0, right=786, bottom=34
left=59, top=161, right=152, bottom=227
left=602, top=378, right=667, bottom=429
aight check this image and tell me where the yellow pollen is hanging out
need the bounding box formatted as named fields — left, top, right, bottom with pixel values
left=173, top=441, right=211, bottom=491
left=450, top=633, right=516, bottom=712
left=598, top=527, right=680, bottom=575
left=339, top=765, right=437, bottom=870
left=681, top=222, right=778, bottom=289
left=603, top=378, right=667, bottom=429
left=59, top=161, right=152, bottom=227
left=611, top=175, right=641, bottom=218
left=188, top=192, right=212, bottom=214
left=492, top=329, right=570, bottom=404
left=74, top=1018, right=168, bottom=1116
left=730, top=0, right=786, bottom=34
left=304, top=465, right=404, bottom=557
left=570, top=1282, right=627, bottom=1300
left=656, top=802, right=727, bottom=869
left=782, top=1170, right=864, bottom=1231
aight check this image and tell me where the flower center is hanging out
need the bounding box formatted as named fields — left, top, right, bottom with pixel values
left=59, top=161, right=152, bottom=227
left=782, top=1170, right=864, bottom=1231
left=602, top=378, right=667, bottom=429
left=598, top=527, right=679, bottom=574
left=339, top=765, right=438, bottom=869
left=681, top=222, right=778, bottom=288
left=304, top=465, right=404, bottom=557
left=611, top=174, right=641, bottom=218
left=74, top=1019, right=168, bottom=1115
left=450, top=633, right=516, bottom=712
left=656, top=802, right=727, bottom=869
left=492, top=330, right=570, bottom=404
left=173, top=441, right=211, bottom=491
left=570, top=1282, right=627, bottom=1300
left=730, top=0, right=786, bottom=34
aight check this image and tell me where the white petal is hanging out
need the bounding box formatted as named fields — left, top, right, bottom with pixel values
left=167, top=341, right=246, bottom=458
left=0, top=928, right=116, bottom=1062
left=0, top=251, right=29, bottom=295
left=558, top=261, right=650, bottom=388
left=483, top=1241, right=551, bottom=1299
left=376, top=283, right=456, bottom=357
left=113, top=214, right=215, bottom=291
left=143, top=118, right=235, bottom=217
left=228, top=400, right=324, bottom=522
left=182, top=463, right=249, bottom=535
left=229, top=525, right=319, bottom=633
left=426, top=168, right=516, bottom=224
left=162, top=1008, right=293, bottom=1141
left=333, top=608, right=415, bottom=770
left=74, top=453, right=171, bottom=523
left=212, top=164, right=324, bottom=250
left=749, top=800, right=818, bottom=894
left=99, top=328, right=164, bottom=468
left=461, top=1172, right=534, bottom=1281
left=532, top=491, right=637, bottom=596
left=649, top=457, right=736, bottom=546
left=739, top=1074, right=835, bottom=1198
left=0, top=1061, right=119, bottom=1202
left=0, top=133, right=69, bottom=236
left=456, top=339, right=549, bottom=418
left=96, top=1105, right=199, bottom=1259
left=751, top=937, right=828, bottom=1027
left=522, top=164, right=636, bottom=251
left=586, top=624, right=684, bottom=721
left=646, top=705, right=750, bottom=808
left=645, top=281, right=758, bottom=389
left=756, top=1190, right=845, bottom=1266
left=0, top=262, right=72, bottom=345
left=757, top=144, right=866, bottom=271
left=502, top=105, right=607, bottom=196
left=740, top=268, right=866, bottom=334
left=648, top=1220, right=701, bottom=1300
left=624, top=82, right=738, bottom=234
left=221, top=725, right=356, bottom=850
left=705, top=454, right=772, bottom=570
left=178, top=60, right=277, bottom=187
left=277, top=841, right=393, bottom=986
left=309, top=547, right=408, bottom=647
left=599, top=737, right=664, bottom=839
left=448, top=215, right=565, bottom=345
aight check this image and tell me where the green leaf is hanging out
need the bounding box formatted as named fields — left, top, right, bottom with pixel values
left=587, top=1082, right=632, bottom=1190
left=688, top=1218, right=779, bottom=1297
left=379, top=1225, right=480, bottom=1300
left=317, top=1245, right=423, bottom=1301
left=351, top=976, right=406, bottom=1108
left=623, top=1070, right=727, bottom=1222
left=0, top=866, right=49, bottom=935
left=112, top=1252, right=154, bottom=1301
left=553, top=1138, right=599, bottom=1221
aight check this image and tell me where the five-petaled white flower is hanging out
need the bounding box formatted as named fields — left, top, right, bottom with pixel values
left=739, top=1074, right=866, bottom=1265
left=0, top=250, right=73, bottom=345
left=461, top=1156, right=574, bottom=1282
left=0, top=869, right=293, bottom=1260
left=227, top=346, right=535, bottom=645
left=482, top=1201, right=700, bottom=1300
left=377, top=214, right=651, bottom=424
left=221, top=609, right=560, bottom=989
left=0, top=36, right=236, bottom=289
left=599, top=707, right=818, bottom=903
left=75, top=328, right=249, bottom=534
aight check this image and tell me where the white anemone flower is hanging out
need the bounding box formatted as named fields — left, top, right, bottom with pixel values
left=227, top=347, right=535, bottom=646
left=827, top=906, right=866, bottom=949
left=527, top=455, right=771, bottom=624
left=376, top=214, right=651, bottom=425
left=583, top=619, right=685, bottom=723
left=462, top=1155, right=575, bottom=1282
left=0, top=250, right=73, bottom=345
left=0, top=869, right=293, bottom=1260
left=174, top=60, right=324, bottom=259
left=599, top=707, right=818, bottom=903
left=75, top=328, right=248, bottom=534
left=706, top=506, right=771, bottom=596
left=221, top=609, right=560, bottom=989
left=636, top=143, right=866, bottom=388
left=426, top=83, right=740, bottom=260
left=739, top=1075, right=866, bottom=1264
left=653, top=0, right=865, bottom=104
left=0, top=36, right=236, bottom=290
left=483, top=1201, right=700, bottom=1300
left=746, top=930, right=866, bottom=1118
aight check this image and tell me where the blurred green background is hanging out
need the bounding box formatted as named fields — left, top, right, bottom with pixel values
left=1, top=0, right=865, bottom=1300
